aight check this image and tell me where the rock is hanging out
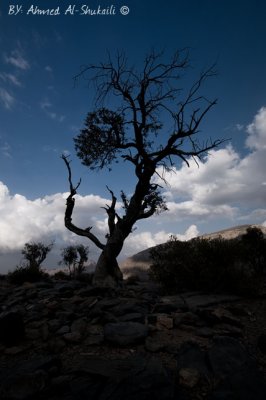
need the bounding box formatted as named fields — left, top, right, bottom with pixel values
left=84, top=334, right=104, bottom=345
left=63, top=332, right=82, bottom=343
left=4, top=345, right=28, bottom=355
left=174, top=311, right=201, bottom=327
left=47, top=338, right=66, bottom=353
left=257, top=333, right=266, bottom=354
left=26, top=328, right=41, bottom=340
left=208, top=336, right=246, bottom=376
left=93, top=311, right=118, bottom=324
left=145, top=333, right=167, bottom=352
left=179, top=367, right=201, bottom=388
left=48, top=319, right=61, bottom=332
left=199, top=307, right=243, bottom=327
left=176, top=341, right=211, bottom=379
left=119, top=312, right=145, bottom=323
left=68, top=356, right=175, bottom=400
left=108, top=299, right=149, bottom=317
left=40, top=323, right=50, bottom=341
left=0, top=311, right=25, bottom=346
left=153, top=295, right=187, bottom=313
left=176, top=336, right=266, bottom=399
left=183, top=294, right=240, bottom=310
left=104, top=322, right=148, bottom=346
left=195, top=327, right=214, bottom=338
left=0, top=356, right=61, bottom=400
left=56, top=325, right=70, bottom=335
left=156, top=314, right=174, bottom=330
left=214, top=323, right=243, bottom=338
left=71, top=318, right=88, bottom=336
left=207, top=336, right=266, bottom=400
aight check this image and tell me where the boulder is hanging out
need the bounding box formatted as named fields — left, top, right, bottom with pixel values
left=104, top=322, right=148, bottom=346
left=0, top=311, right=25, bottom=346
left=68, top=356, right=175, bottom=400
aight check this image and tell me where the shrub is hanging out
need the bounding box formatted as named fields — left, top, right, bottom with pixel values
left=8, top=265, right=48, bottom=285
left=7, top=241, right=52, bottom=285
left=149, top=228, right=266, bottom=296
left=53, top=270, right=71, bottom=280
left=76, top=272, right=94, bottom=284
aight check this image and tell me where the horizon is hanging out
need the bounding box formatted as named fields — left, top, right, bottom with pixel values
left=1, top=0, right=266, bottom=273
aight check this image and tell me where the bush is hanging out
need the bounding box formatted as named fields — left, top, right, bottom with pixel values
left=8, top=265, right=48, bottom=285
left=76, top=272, right=94, bottom=284
left=53, top=270, right=71, bottom=280
left=149, top=228, right=266, bottom=296
left=7, top=241, right=52, bottom=285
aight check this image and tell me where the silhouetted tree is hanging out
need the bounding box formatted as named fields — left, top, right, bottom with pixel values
left=59, top=244, right=89, bottom=277
left=62, top=50, right=225, bottom=287
left=22, top=241, right=53, bottom=270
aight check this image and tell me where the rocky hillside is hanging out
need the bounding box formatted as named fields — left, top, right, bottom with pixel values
left=121, top=224, right=266, bottom=276
left=1, top=278, right=266, bottom=399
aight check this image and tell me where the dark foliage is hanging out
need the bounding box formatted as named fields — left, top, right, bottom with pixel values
left=53, top=270, right=71, bottom=280
left=149, top=228, right=266, bottom=296
left=21, top=241, right=53, bottom=270
left=8, top=241, right=52, bottom=285
left=59, top=244, right=89, bottom=277
left=75, top=109, right=125, bottom=170
left=8, top=265, right=48, bottom=284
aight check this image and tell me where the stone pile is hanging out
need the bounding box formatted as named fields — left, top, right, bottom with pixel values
left=0, top=278, right=266, bottom=399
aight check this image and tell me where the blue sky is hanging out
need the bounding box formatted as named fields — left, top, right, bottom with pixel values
left=0, top=0, right=266, bottom=272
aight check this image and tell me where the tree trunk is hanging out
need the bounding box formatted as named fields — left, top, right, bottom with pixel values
left=93, top=249, right=123, bottom=287
left=92, top=226, right=126, bottom=287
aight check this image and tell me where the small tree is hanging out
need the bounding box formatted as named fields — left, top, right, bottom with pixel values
left=62, top=50, right=225, bottom=287
left=59, top=244, right=89, bottom=277
left=8, top=241, right=53, bottom=284
left=21, top=241, right=53, bottom=270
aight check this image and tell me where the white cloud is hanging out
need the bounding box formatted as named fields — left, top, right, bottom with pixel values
left=0, top=182, right=110, bottom=253
left=155, top=105, right=266, bottom=222
left=246, top=106, right=266, bottom=150
left=0, top=180, right=200, bottom=272
left=0, top=88, right=15, bottom=109
left=123, top=225, right=199, bottom=256
left=4, top=49, right=30, bottom=70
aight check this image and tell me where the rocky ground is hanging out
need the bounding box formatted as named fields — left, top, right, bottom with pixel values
left=1, top=277, right=266, bottom=399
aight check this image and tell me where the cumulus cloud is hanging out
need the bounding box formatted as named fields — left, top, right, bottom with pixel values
left=154, top=107, right=266, bottom=223
left=246, top=106, right=266, bottom=150
left=0, top=182, right=111, bottom=252
left=0, top=180, right=200, bottom=272
left=123, top=225, right=199, bottom=256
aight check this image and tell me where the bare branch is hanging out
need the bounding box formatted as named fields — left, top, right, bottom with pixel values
left=62, top=154, right=105, bottom=250
left=61, top=154, right=81, bottom=195
left=101, top=186, right=121, bottom=236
